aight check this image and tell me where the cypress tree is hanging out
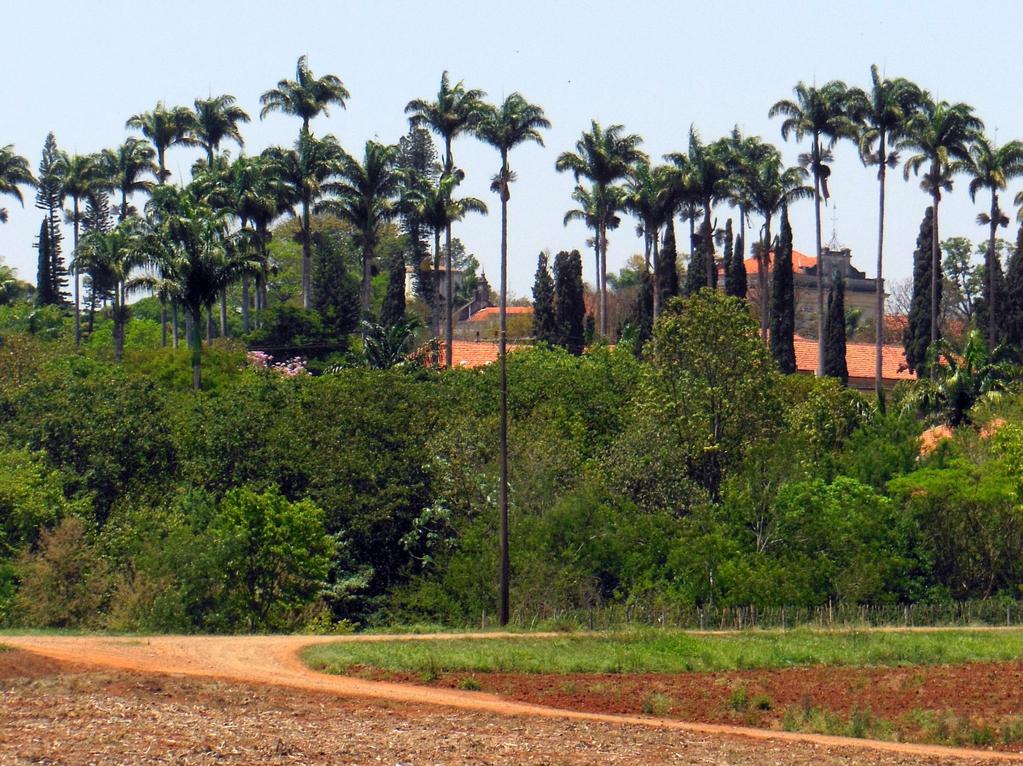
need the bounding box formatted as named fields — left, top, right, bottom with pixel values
left=976, top=246, right=1008, bottom=347
left=34, top=132, right=67, bottom=305
left=685, top=230, right=707, bottom=295
left=397, top=126, right=438, bottom=301
left=721, top=219, right=733, bottom=295
left=531, top=252, right=557, bottom=344
left=1004, top=225, right=1023, bottom=349
left=631, top=270, right=653, bottom=354
left=35, top=219, right=55, bottom=306
left=379, top=253, right=407, bottom=328
left=770, top=204, right=796, bottom=373
left=824, top=274, right=849, bottom=385
left=729, top=229, right=748, bottom=299
left=904, top=207, right=937, bottom=376
left=553, top=249, right=585, bottom=355
left=657, top=219, right=680, bottom=305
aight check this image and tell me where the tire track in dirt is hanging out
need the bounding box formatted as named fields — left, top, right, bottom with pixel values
left=4, top=632, right=1021, bottom=764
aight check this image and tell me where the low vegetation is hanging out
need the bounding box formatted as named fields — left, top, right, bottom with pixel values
left=300, top=628, right=1023, bottom=676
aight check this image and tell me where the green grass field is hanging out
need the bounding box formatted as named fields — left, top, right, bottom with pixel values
left=302, top=628, right=1023, bottom=676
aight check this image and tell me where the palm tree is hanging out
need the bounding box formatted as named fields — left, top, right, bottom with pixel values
left=359, top=317, right=423, bottom=369
left=71, top=222, right=148, bottom=362
left=259, top=55, right=349, bottom=137
left=853, top=66, right=922, bottom=397
left=624, top=160, right=673, bottom=318
left=0, top=145, right=35, bottom=224
left=770, top=81, right=860, bottom=375
left=960, top=134, right=1023, bottom=349
left=556, top=121, right=646, bottom=336
left=101, top=139, right=157, bottom=222
left=745, top=152, right=813, bottom=338
left=563, top=182, right=623, bottom=318
left=318, top=141, right=401, bottom=318
left=263, top=131, right=344, bottom=308
left=475, top=92, right=550, bottom=627
left=192, top=94, right=250, bottom=166
left=60, top=152, right=103, bottom=345
left=126, top=102, right=197, bottom=185
left=140, top=186, right=258, bottom=389
left=899, top=97, right=983, bottom=378
left=666, top=127, right=731, bottom=289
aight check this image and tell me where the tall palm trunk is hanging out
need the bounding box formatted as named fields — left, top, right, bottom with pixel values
left=703, top=201, right=714, bottom=289
left=361, top=244, right=373, bottom=319
left=301, top=194, right=312, bottom=309
left=497, top=154, right=510, bottom=627
left=592, top=232, right=600, bottom=331
left=160, top=299, right=167, bottom=348
left=599, top=221, right=608, bottom=337
left=760, top=215, right=772, bottom=340
left=206, top=307, right=214, bottom=343
left=446, top=224, right=454, bottom=367
left=433, top=228, right=442, bottom=365
left=73, top=205, right=81, bottom=346
left=188, top=307, right=202, bottom=390
left=241, top=277, right=251, bottom=334
left=158, top=148, right=166, bottom=186
left=219, top=289, right=228, bottom=337
left=813, top=142, right=825, bottom=377
left=988, top=191, right=999, bottom=350
left=874, top=143, right=887, bottom=399
left=113, top=282, right=125, bottom=363
left=651, top=229, right=661, bottom=320
left=172, top=300, right=179, bottom=349
left=120, top=190, right=129, bottom=223
left=930, top=185, right=941, bottom=382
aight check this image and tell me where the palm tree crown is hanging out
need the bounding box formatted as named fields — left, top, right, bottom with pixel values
left=101, top=139, right=157, bottom=221
left=126, top=102, right=198, bottom=184
left=0, top=145, right=35, bottom=224
left=192, top=94, right=250, bottom=165
left=405, top=72, right=487, bottom=173
left=260, top=55, right=350, bottom=134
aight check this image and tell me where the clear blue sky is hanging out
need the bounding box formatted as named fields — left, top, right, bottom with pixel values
left=3, top=0, right=1023, bottom=300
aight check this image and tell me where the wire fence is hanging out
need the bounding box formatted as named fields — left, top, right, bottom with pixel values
left=493, top=600, right=1023, bottom=632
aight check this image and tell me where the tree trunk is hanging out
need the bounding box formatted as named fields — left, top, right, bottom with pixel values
left=160, top=299, right=167, bottom=348
left=760, top=215, right=772, bottom=341
left=446, top=223, right=454, bottom=367
left=158, top=148, right=166, bottom=186
left=989, top=191, right=999, bottom=350
left=73, top=207, right=81, bottom=346
left=241, top=277, right=250, bottom=334
left=188, top=308, right=203, bottom=390
left=433, top=228, right=442, bottom=366
left=599, top=221, right=608, bottom=338
left=592, top=232, right=601, bottom=333
left=362, top=244, right=373, bottom=319
left=301, top=194, right=311, bottom=309
left=219, top=288, right=228, bottom=337
left=652, top=231, right=660, bottom=320
left=813, top=144, right=825, bottom=377
left=206, top=307, right=214, bottom=343
left=113, top=284, right=124, bottom=363
left=498, top=167, right=510, bottom=627
left=875, top=146, right=886, bottom=399
left=930, top=187, right=941, bottom=382
left=704, top=201, right=714, bottom=289
left=172, top=301, right=179, bottom=349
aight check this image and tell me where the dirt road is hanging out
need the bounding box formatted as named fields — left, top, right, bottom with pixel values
left=2, top=633, right=1019, bottom=765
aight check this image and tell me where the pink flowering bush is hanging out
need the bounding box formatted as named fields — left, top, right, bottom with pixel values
left=246, top=351, right=307, bottom=377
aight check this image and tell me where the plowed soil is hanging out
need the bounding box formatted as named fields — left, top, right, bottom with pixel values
left=2, top=634, right=1021, bottom=765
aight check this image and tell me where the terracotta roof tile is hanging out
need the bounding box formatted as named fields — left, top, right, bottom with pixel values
left=792, top=335, right=914, bottom=383
left=466, top=306, right=533, bottom=322
left=744, top=249, right=817, bottom=275
left=424, top=340, right=521, bottom=368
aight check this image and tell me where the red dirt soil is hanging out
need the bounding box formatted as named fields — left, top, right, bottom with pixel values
left=3, top=634, right=1022, bottom=765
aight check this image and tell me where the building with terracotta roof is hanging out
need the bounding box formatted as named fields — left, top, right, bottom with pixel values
left=423, top=340, right=520, bottom=368
left=792, top=335, right=913, bottom=390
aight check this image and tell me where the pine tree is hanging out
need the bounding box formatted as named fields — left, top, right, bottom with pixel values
left=770, top=204, right=796, bottom=373
left=531, top=252, right=557, bottom=344
left=657, top=219, right=680, bottom=304
left=824, top=274, right=849, bottom=385
left=633, top=270, right=653, bottom=353
left=34, top=219, right=55, bottom=306
left=729, top=229, right=748, bottom=299
left=397, top=126, right=438, bottom=301
left=1005, top=225, right=1023, bottom=349
left=976, top=245, right=1008, bottom=347
left=380, top=253, right=407, bottom=328
left=685, top=230, right=707, bottom=295
left=721, top=219, right=733, bottom=295
left=904, top=207, right=937, bottom=376
left=553, top=249, right=585, bottom=355
left=34, top=133, right=67, bottom=305
left=82, top=188, right=113, bottom=235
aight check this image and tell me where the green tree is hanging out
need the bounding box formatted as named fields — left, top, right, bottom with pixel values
left=854, top=66, right=922, bottom=397
left=770, top=203, right=796, bottom=373
left=34, top=218, right=54, bottom=306
left=379, top=251, right=407, bottom=328
left=211, top=486, right=333, bottom=631
left=942, top=236, right=981, bottom=325
left=899, top=97, right=983, bottom=378
left=126, top=102, right=197, bottom=185
left=721, top=218, right=733, bottom=296
left=728, top=227, right=747, bottom=299
left=657, top=218, right=680, bottom=305
left=259, top=55, right=349, bottom=137
left=101, top=138, right=157, bottom=222
left=562, top=182, right=622, bottom=316
left=556, top=121, right=646, bottom=336
left=961, top=133, right=1023, bottom=348
left=1005, top=226, right=1023, bottom=348
left=532, top=252, right=557, bottom=344
left=263, top=131, right=344, bottom=309
left=0, top=144, right=34, bottom=224
left=191, top=94, right=250, bottom=166
left=553, top=250, right=585, bottom=354
left=319, top=141, right=401, bottom=318
left=396, top=126, right=439, bottom=303
left=60, top=152, right=103, bottom=345
left=770, top=81, right=860, bottom=375
left=34, top=132, right=67, bottom=305
left=625, top=160, right=674, bottom=318
left=824, top=274, right=849, bottom=385
left=904, top=207, right=938, bottom=375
